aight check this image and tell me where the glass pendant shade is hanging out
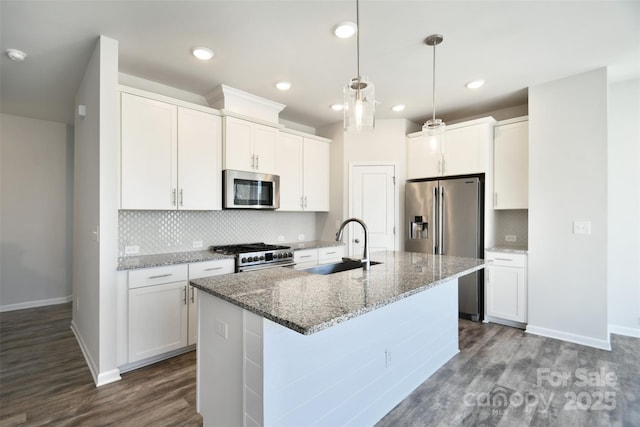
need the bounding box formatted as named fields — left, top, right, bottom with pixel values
left=344, top=76, right=375, bottom=132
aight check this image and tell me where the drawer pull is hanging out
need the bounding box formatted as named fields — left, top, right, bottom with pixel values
left=149, top=273, right=173, bottom=279
left=495, top=258, right=513, bottom=261
left=299, top=255, right=312, bottom=259
left=325, top=251, right=337, bottom=255
left=204, top=267, right=223, bottom=271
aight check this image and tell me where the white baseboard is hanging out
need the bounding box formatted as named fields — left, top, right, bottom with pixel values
left=609, top=324, right=640, bottom=339
left=485, top=315, right=527, bottom=330
left=70, top=320, right=122, bottom=387
left=526, top=324, right=611, bottom=351
left=0, top=295, right=72, bottom=312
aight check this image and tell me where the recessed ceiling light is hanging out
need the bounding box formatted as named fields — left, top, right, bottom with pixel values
left=192, top=47, right=214, bottom=60
left=275, top=81, right=292, bottom=91
left=466, top=80, right=485, bottom=89
left=333, top=21, right=357, bottom=39
left=6, top=48, right=27, bottom=62
left=391, top=104, right=406, bottom=112
left=331, top=104, right=344, bottom=111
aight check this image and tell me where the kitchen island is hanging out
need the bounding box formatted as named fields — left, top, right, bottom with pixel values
left=190, top=250, right=486, bottom=427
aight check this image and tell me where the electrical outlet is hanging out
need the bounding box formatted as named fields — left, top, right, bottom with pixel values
left=192, top=240, right=203, bottom=248
left=505, top=235, right=517, bottom=243
left=298, top=234, right=305, bottom=241
left=124, top=245, right=139, bottom=255
left=277, top=235, right=285, bottom=242
left=215, top=320, right=228, bottom=340
left=573, top=220, right=591, bottom=235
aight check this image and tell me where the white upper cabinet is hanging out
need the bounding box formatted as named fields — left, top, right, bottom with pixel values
left=121, top=92, right=177, bottom=210
left=120, top=90, right=222, bottom=210
left=494, top=118, right=529, bottom=210
left=177, top=108, right=222, bottom=210
left=223, top=115, right=278, bottom=174
left=406, top=117, right=496, bottom=179
left=276, top=131, right=330, bottom=211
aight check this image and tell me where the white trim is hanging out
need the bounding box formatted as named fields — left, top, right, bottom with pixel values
left=484, top=315, right=527, bottom=330
left=525, top=324, right=611, bottom=351
left=70, top=320, right=122, bottom=387
left=609, top=324, right=640, bottom=339
left=0, top=295, right=72, bottom=312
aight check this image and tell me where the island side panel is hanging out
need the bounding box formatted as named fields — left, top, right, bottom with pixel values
left=198, top=293, right=244, bottom=427
left=262, top=278, right=459, bottom=427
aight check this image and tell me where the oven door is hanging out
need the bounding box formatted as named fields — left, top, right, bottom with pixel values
left=223, top=169, right=280, bottom=209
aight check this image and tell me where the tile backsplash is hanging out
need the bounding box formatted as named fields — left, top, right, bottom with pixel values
left=494, top=209, right=529, bottom=248
left=118, top=210, right=317, bottom=256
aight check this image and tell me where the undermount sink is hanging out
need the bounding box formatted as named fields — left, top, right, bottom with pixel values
left=302, top=260, right=382, bottom=275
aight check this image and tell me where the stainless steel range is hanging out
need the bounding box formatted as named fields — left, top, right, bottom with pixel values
left=211, top=242, right=294, bottom=272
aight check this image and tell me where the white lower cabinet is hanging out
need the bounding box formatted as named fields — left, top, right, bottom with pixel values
left=294, top=245, right=345, bottom=270
left=126, top=258, right=234, bottom=365
left=485, top=251, right=527, bottom=324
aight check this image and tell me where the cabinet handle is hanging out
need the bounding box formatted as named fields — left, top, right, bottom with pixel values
left=179, top=189, right=184, bottom=206
left=149, top=273, right=172, bottom=279
left=251, top=154, right=255, bottom=169
left=172, top=189, right=177, bottom=206
left=256, top=154, right=259, bottom=169
left=300, top=255, right=312, bottom=259
left=495, top=257, right=513, bottom=262
left=204, top=266, right=223, bottom=271
left=190, top=286, right=195, bottom=303
left=183, top=286, right=187, bottom=305
left=325, top=251, right=337, bottom=255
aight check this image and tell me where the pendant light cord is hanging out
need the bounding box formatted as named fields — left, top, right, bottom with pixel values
left=432, top=41, right=436, bottom=122
left=356, top=0, right=360, bottom=79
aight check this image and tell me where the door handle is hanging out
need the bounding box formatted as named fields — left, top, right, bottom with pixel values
left=354, top=238, right=360, bottom=244
left=433, top=186, right=438, bottom=254
left=439, top=186, right=445, bottom=255
left=190, top=286, right=195, bottom=303
left=179, top=189, right=184, bottom=206
left=183, top=286, right=187, bottom=305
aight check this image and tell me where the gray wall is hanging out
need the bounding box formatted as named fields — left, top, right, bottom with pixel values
left=0, top=113, right=73, bottom=310
left=528, top=68, right=609, bottom=348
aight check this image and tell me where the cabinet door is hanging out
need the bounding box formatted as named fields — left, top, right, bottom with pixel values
left=253, top=123, right=278, bottom=174
left=276, top=132, right=304, bottom=211
left=494, top=121, right=528, bottom=209
left=121, top=93, right=177, bottom=209
left=224, top=116, right=254, bottom=171
left=128, top=281, right=188, bottom=362
left=407, top=134, right=441, bottom=179
left=486, top=266, right=526, bottom=322
left=442, top=125, right=484, bottom=175
left=178, top=108, right=222, bottom=210
left=303, top=139, right=330, bottom=211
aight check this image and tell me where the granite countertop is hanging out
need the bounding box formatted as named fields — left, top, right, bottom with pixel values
left=284, top=240, right=345, bottom=250
left=117, top=250, right=234, bottom=271
left=190, top=250, right=487, bottom=335
left=486, top=246, right=528, bottom=254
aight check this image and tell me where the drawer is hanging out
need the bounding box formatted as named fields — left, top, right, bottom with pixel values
left=128, top=264, right=188, bottom=289
left=294, top=249, right=318, bottom=265
left=189, top=259, right=235, bottom=279
left=318, top=246, right=344, bottom=264
left=486, top=252, right=526, bottom=268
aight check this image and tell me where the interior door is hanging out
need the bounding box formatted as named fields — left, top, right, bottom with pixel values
left=349, top=164, right=396, bottom=256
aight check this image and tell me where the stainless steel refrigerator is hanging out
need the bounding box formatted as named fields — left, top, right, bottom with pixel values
left=405, top=176, right=484, bottom=321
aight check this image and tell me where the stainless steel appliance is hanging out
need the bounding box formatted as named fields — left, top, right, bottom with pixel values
left=405, top=176, right=484, bottom=321
left=223, top=169, right=280, bottom=209
left=211, top=242, right=294, bottom=272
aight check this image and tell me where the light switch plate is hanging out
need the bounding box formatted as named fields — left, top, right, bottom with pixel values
left=573, top=220, right=591, bottom=235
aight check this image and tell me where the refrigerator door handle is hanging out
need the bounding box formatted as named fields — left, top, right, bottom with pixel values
left=439, top=185, right=445, bottom=255
left=432, top=186, right=438, bottom=254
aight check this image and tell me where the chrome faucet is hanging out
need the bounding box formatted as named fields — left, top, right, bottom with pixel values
left=336, top=217, right=370, bottom=271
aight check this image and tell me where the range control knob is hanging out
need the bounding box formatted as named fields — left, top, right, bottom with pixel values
left=259, top=255, right=265, bottom=261
left=288, top=252, right=293, bottom=258
left=241, top=257, right=247, bottom=263
left=277, top=253, right=283, bottom=259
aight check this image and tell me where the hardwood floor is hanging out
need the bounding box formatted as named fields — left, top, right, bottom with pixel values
left=1, top=303, right=638, bottom=426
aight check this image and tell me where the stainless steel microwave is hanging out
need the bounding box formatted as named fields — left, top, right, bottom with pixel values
left=223, top=169, right=280, bottom=209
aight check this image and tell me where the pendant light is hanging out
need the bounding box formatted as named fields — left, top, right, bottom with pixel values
left=423, top=34, right=445, bottom=139
left=344, top=0, right=375, bottom=132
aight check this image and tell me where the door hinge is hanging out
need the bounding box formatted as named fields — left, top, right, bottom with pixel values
left=392, top=176, right=396, bottom=185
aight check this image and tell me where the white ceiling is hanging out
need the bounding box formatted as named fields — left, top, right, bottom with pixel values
left=1, top=1, right=639, bottom=129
